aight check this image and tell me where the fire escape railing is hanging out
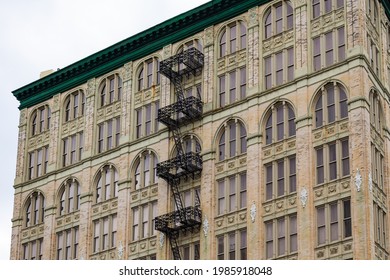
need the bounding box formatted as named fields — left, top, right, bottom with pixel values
left=155, top=47, right=204, bottom=260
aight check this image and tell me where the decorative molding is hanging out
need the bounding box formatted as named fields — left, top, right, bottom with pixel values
left=122, top=62, right=133, bottom=82
left=159, top=233, right=165, bottom=248
left=248, top=7, right=258, bottom=28
left=355, top=169, right=362, bottom=192
left=250, top=202, right=256, bottom=223
left=203, top=216, right=209, bottom=237
left=300, top=187, right=308, bottom=208
left=86, top=78, right=96, bottom=97
left=204, top=27, right=214, bottom=47
left=117, top=241, right=124, bottom=259
left=368, top=171, right=373, bottom=193
left=163, top=45, right=172, bottom=59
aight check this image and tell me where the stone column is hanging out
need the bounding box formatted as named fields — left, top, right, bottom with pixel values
left=295, top=94, right=315, bottom=258
left=79, top=167, right=93, bottom=259
left=121, top=62, right=133, bottom=144
left=48, top=94, right=60, bottom=172
left=85, top=78, right=96, bottom=158
left=348, top=68, right=375, bottom=259
left=294, top=0, right=308, bottom=78
left=203, top=27, right=214, bottom=111
left=247, top=7, right=259, bottom=93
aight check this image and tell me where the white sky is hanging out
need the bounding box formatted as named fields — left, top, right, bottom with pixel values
left=0, top=0, right=209, bottom=260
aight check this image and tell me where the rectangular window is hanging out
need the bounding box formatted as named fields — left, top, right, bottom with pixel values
left=313, top=37, right=321, bottom=71
left=219, top=75, right=226, bottom=107
left=287, top=47, right=294, bottom=82
left=228, top=232, right=236, bottom=260
left=337, top=27, right=345, bottom=61
left=327, top=86, right=335, bottom=123
left=265, top=221, right=273, bottom=259
left=240, top=68, right=246, bottom=99
left=265, top=56, right=272, bottom=89
left=290, top=215, right=298, bottom=252
left=93, top=221, right=100, bottom=253
left=229, top=176, right=236, bottom=212
left=343, top=199, right=352, bottom=238
left=328, top=142, right=337, bottom=181
left=132, top=208, right=139, bottom=241
left=317, top=206, right=326, bottom=245
left=217, top=236, right=224, bottom=260
left=277, top=160, right=285, bottom=197
left=341, top=139, right=350, bottom=176
left=98, top=124, right=104, bottom=153
left=142, top=204, right=149, bottom=238
left=147, top=61, right=153, bottom=88
left=266, top=164, right=273, bottom=200
left=316, top=148, right=324, bottom=184
left=106, top=119, right=113, bottom=150
left=115, top=118, right=120, bottom=147
left=145, top=104, right=152, bottom=136
left=275, top=52, right=283, bottom=86
left=275, top=4, right=283, bottom=34
left=325, top=32, right=334, bottom=67
left=136, top=109, right=142, bottom=139
left=229, top=71, right=236, bottom=104
left=218, top=180, right=225, bottom=215
left=330, top=202, right=338, bottom=241
left=313, top=0, right=320, bottom=19
left=289, top=157, right=296, bottom=193
left=277, top=218, right=286, bottom=256
left=240, top=230, right=247, bottom=260
left=240, top=173, right=247, bottom=209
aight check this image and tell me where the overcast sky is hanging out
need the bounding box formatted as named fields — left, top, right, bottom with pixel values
left=0, top=0, right=209, bottom=260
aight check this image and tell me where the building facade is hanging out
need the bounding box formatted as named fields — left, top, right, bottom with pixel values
left=10, top=0, right=390, bottom=260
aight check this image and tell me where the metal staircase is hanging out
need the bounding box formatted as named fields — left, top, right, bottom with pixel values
left=155, top=47, right=204, bottom=260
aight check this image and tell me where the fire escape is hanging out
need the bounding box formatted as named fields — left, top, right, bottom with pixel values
left=155, top=47, right=204, bottom=260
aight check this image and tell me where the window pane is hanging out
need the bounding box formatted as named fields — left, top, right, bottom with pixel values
left=313, top=37, right=321, bottom=70
left=329, top=143, right=337, bottom=180
left=317, top=148, right=324, bottom=184
left=266, top=165, right=273, bottom=200
left=265, top=56, right=272, bottom=89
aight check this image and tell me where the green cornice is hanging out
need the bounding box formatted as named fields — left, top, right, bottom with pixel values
left=12, top=0, right=390, bottom=110
left=13, top=0, right=268, bottom=109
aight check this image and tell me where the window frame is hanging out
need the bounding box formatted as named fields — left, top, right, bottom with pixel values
left=218, top=120, right=247, bottom=161
left=219, top=21, right=247, bottom=58
left=95, top=165, right=119, bottom=204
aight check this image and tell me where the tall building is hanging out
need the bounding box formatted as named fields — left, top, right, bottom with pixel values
left=10, top=0, right=390, bottom=260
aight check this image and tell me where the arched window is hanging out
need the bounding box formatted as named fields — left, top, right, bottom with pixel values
left=369, top=90, right=383, bottom=134
left=58, top=178, right=80, bottom=216
left=264, top=1, right=293, bottom=40
left=95, top=165, right=119, bottom=203
left=219, top=21, right=246, bottom=57
left=24, top=192, right=45, bottom=228
left=264, top=102, right=296, bottom=145
left=218, top=120, right=247, bottom=161
left=134, top=151, right=158, bottom=190
left=30, top=105, right=51, bottom=136
left=64, top=90, right=85, bottom=122
left=99, top=74, right=122, bottom=107
left=136, top=57, right=160, bottom=92
left=314, top=82, right=348, bottom=128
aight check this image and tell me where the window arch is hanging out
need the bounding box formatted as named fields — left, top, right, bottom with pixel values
left=264, top=1, right=293, bottom=40
left=58, top=178, right=81, bottom=216
left=99, top=74, right=122, bottom=107
left=264, top=102, right=296, bottom=145
left=134, top=151, right=158, bottom=190
left=369, top=89, right=384, bottom=134
left=136, top=57, right=160, bottom=92
left=24, top=192, right=45, bottom=228
left=30, top=105, right=51, bottom=136
left=314, top=82, right=348, bottom=128
left=218, top=119, right=247, bottom=161
left=64, top=90, right=85, bottom=122
left=95, top=165, right=119, bottom=203
left=219, top=20, right=246, bottom=58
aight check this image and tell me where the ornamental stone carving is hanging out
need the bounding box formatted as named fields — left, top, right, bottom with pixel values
left=117, top=241, right=124, bottom=259
left=203, top=216, right=209, bottom=237
left=87, top=78, right=96, bottom=97
left=250, top=202, right=256, bottom=223
left=368, top=171, right=373, bottom=193
left=163, top=45, right=172, bottom=59
left=300, top=187, right=308, bottom=208
left=355, top=169, right=362, bottom=192
left=159, top=233, right=165, bottom=248
left=123, top=62, right=133, bottom=81
left=204, top=27, right=214, bottom=47
left=248, top=7, right=258, bottom=28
